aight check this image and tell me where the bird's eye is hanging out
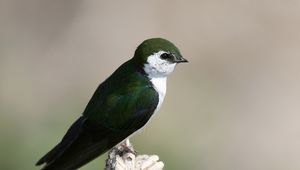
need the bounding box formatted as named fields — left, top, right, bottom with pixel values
left=160, top=53, right=172, bottom=60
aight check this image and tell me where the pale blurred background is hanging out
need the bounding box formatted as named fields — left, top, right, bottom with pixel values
left=1, top=0, right=300, bottom=170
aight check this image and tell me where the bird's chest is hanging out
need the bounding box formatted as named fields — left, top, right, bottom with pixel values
left=150, top=77, right=167, bottom=112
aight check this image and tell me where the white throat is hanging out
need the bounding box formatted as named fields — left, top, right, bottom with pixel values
left=143, top=51, right=177, bottom=112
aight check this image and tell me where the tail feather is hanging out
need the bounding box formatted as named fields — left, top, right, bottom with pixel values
left=36, top=143, right=60, bottom=166
left=36, top=117, right=132, bottom=170
left=36, top=117, right=85, bottom=167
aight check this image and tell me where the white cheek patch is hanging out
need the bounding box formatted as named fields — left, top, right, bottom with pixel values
left=144, top=51, right=177, bottom=78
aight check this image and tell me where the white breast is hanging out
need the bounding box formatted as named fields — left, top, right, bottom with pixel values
left=150, top=77, right=167, bottom=112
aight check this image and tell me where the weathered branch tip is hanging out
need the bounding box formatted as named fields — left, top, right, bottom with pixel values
left=105, top=139, right=164, bottom=170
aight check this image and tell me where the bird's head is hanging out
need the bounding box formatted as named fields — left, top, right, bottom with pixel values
left=133, top=38, right=188, bottom=78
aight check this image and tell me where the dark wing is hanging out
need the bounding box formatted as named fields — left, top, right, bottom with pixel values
left=36, top=61, right=159, bottom=169
left=83, top=60, right=159, bottom=130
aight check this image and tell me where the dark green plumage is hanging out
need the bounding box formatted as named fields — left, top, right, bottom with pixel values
left=36, top=38, right=186, bottom=170
left=36, top=60, right=158, bottom=169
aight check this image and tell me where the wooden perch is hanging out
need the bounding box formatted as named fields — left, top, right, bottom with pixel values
left=105, top=139, right=164, bottom=170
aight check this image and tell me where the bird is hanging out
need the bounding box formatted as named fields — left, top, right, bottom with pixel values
left=36, top=38, right=188, bottom=170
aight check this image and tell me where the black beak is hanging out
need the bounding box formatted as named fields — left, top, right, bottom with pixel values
left=175, top=57, right=188, bottom=63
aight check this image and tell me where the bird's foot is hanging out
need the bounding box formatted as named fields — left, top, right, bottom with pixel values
left=119, top=139, right=137, bottom=156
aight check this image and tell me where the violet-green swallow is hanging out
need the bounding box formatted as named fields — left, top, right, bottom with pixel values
left=36, top=38, right=188, bottom=169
